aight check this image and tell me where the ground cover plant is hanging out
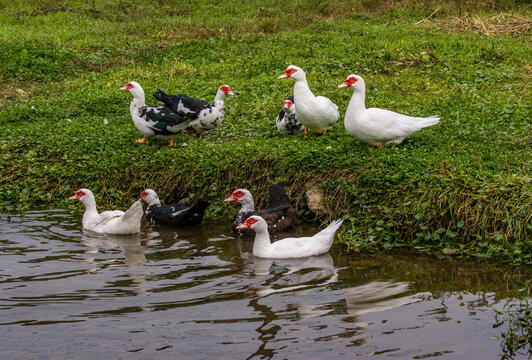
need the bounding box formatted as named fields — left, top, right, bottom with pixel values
left=0, top=0, right=530, bottom=263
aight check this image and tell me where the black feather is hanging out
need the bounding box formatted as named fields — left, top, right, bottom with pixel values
left=153, top=89, right=210, bottom=119
left=146, top=201, right=208, bottom=226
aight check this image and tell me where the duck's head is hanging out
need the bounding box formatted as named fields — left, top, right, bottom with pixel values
left=338, top=74, right=364, bottom=90
left=120, top=81, right=144, bottom=99
left=278, top=65, right=305, bottom=81
left=140, top=189, right=159, bottom=204
left=283, top=99, right=295, bottom=112
left=236, top=215, right=266, bottom=230
left=68, top=188, right=94, bottom=205
left=224, top=189, right=253, bottom=205
left=218, top=85, right=235, bottom=98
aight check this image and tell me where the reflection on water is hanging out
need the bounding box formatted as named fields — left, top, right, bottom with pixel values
left=0, top=210, right=530, bottom=360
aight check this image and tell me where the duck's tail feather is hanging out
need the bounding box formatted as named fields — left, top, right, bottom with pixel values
left=268, top=184, right=291, bottom=208
left=326, top=219, right=344, bottom=232
left=122, top=200, right=143, bottom=222
left=414, top=115, right=440, bottom=127
left=189, top=201, right=209, bottom=217
left=153, top=89, right=173, bottom=107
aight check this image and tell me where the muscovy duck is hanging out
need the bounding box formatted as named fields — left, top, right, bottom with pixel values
left=338, top=74, right=440, bottom=147
left=140, top=189, right=208, bottom=226
left=153, top=85, right=234, bottom=135
left=224, top=184, right=296, bottom=236
left=278, top=65, right=339, bottom=136
left=276, top=95, right=304, bottom=135
left=120, top=81, right=191, bottom=146
left=69, top=189, right=143, bottom=234
left=237, top=216, right=343, bottom=258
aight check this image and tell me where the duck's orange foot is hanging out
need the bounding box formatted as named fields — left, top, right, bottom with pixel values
left=135, top=137, right=148, bottom=144
left=168, top=137, right=174, bottom=147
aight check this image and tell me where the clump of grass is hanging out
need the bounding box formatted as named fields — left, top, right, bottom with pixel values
left=433, top=12, right=531, bottom=37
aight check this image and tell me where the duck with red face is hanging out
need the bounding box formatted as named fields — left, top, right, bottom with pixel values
left=276, top=95, right=304, bottom=136
left=237, top=215, right=343, bottom=258
left=338, top=74, right=440, bottom=147
left=153, top=85, right=235, bottom=136
left=224, top=184, right=296, bottom=236
left=69, top=188, right=143, bottom=234
left=278, top=65, right=339, bottom=137
left=120, top=81, right=191, bottom=146
left=140, top=189, right=208, bottom=226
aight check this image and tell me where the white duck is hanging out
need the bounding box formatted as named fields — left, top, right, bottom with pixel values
left=237, top=215, right=343, bottom=258
left=338, top=74, right=440, bottom=147
left=69, top=189, right=143, bottom=234
left=276, top=96, right=304, bottom=136
left=121, top=81, right=190, bottom=146
left=278, top=65, right=339, bottom=136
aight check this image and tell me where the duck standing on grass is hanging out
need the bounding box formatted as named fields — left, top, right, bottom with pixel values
left=278, top=65, right=339, bottom=136
left=237, top=216, right=343, bottom=258
left=140, top=189, right=208, bottom=226
left=120, top=81, right=191, bottom=146
left=153, top=85, right=234, bottom=135
left=276, top=95, right=304, bottom=135
left=338, top=74, right=440, bottom=147
left=69, top=189, right=143, bottom=234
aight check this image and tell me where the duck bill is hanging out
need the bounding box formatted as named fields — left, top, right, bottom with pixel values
left=278, top=74, right=288, bottom=79
left=119, top=86, right=128, bottom=91
left=236, top=224, right=249, bottom=230
left=227, top=91, right=235, bottom=96
left=224, top=196, right=235, bottom=202
left=68, top=195, right=78, bottom=200
left=337, top=83, right=349, bottom=88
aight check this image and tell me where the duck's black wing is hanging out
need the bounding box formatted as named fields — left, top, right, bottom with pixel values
left=153, top=89, right=210, bottom=119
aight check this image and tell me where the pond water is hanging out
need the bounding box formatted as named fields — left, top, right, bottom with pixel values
left=0, top=210, right=529, bottom=359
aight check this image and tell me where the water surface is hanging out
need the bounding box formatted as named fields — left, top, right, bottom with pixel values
left=0, top=210, right=529, bottom=359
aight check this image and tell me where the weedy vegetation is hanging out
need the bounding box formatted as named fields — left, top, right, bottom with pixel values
left=0, top=0, right=530, bottom=263
left=494, top=281, right=532, bottom=359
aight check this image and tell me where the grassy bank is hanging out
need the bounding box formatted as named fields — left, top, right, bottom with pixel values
left=0, top=1, right=530, bottom=264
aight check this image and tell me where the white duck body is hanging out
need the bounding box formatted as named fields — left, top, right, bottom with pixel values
left=238, top=216, right=343, bottom=259
left=340, top=74, right=440, bottom=146
left=279, top=66, right=339, bottom=133
left=69, top=189, right=143, bottom=235
left=185, top=86, right=234, bottom=134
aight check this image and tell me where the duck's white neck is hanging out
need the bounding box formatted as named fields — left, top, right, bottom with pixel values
left=81, top=198, right=99, bottom=228
left=147, top=197, right=161, bottom=207
left=293, top=78, right=315, bottom=100
left=347, top=87, right=366, bottom=114
left=130, top=91, right=146, bottom=111
left=238, top=197, right=254, bottom=214
left=214, top=91, right=226, bottom=104
left=252, top=224, right=272, bottom=257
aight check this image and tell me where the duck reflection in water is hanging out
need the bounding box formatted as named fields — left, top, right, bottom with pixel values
left=243, top=250, right=428, bottom=356
left=80, top=230, right=161, bottom=294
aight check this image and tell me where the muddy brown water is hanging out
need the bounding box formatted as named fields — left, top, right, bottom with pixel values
left=0, top=210, right=529, bottom=359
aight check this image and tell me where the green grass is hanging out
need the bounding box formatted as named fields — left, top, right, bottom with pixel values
left=0, top=0, right=530, bottom=263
